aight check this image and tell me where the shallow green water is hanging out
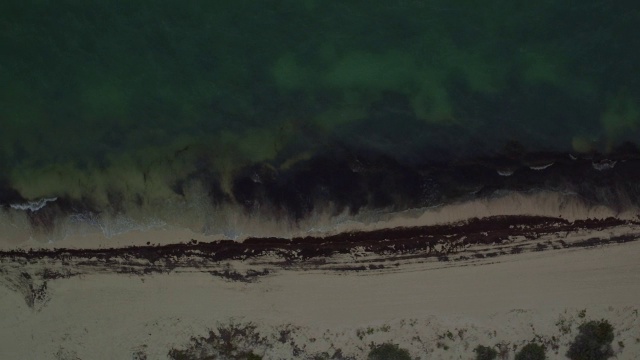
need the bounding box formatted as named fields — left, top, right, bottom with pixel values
left=1, top=1, right=639, bottom=201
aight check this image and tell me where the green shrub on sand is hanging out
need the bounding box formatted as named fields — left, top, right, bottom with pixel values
left=566, top=320, right=615, bottom=360
left=515, top=343, right=546, bottom=360
left=367, top=343, right=411, bottom=360
left=474, top=345, right=498, bottom=360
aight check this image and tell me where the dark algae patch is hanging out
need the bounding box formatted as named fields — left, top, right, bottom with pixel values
left=1, top=215, right=637, bottom=303
left=0, top=216, right=627, bottom=263
left=3, top=147, right=640, bottom=238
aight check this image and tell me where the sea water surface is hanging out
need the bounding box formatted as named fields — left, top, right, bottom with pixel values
left=1, top=1, right=640, bottom=244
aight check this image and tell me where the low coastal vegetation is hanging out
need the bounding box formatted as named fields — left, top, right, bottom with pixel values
left=566, top=320, right=615, bottom=360
left=367, top=343, right=411, bottom=360
left=474, top=344, right=498, bottom=360
left=515, top=343, right=546, bottom=360
left=167, top=323, right=269, bottom=360
left=165, top=315, right=621, bottom=360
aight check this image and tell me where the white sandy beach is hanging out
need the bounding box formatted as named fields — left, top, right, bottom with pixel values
left=1, top=236, right=639, bottom=359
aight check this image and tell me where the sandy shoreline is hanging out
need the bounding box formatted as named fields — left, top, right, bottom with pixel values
left=1, top=190, right=636, bottom=251
left=1, top=219, right=639, bottom=359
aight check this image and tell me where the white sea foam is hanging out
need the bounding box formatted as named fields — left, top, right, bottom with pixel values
left=592, top=160, right=616, bottom=171
left=529, top=162, right=554, bottom=170
left=1, top=187, right=638, bottom=250
left=10, top=197, right=58, bottom=212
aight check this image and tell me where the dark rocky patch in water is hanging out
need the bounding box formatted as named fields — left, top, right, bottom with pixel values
left=2, top=144, right=640, bottom=234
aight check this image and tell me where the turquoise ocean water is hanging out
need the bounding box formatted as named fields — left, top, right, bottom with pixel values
left=1, top=1, right=639, bottom=240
